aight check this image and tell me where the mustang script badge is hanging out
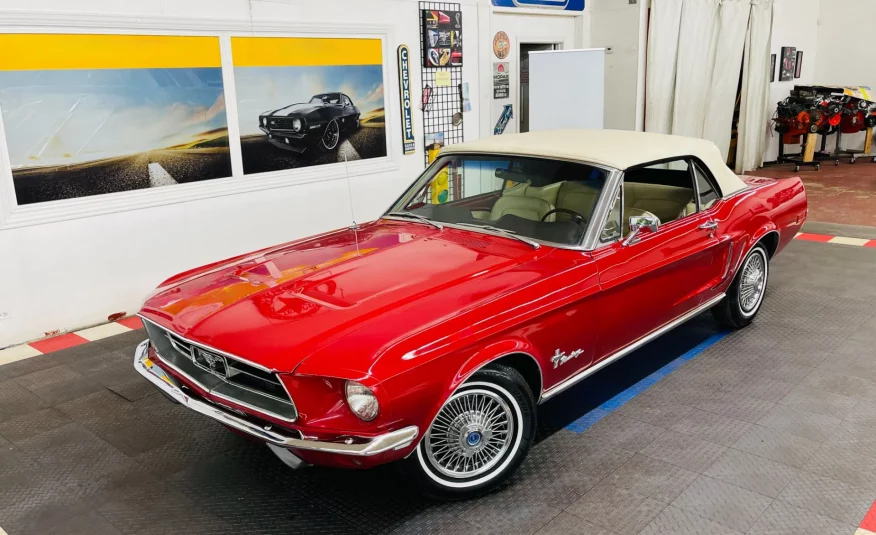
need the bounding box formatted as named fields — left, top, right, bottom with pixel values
left=551, top=348, right=584, bottom=369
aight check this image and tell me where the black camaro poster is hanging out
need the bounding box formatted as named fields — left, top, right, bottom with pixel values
left=421, top=9, right=463, bottom=68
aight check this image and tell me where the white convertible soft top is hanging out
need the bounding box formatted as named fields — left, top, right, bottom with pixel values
left=440, top=129, right=748, bottom=195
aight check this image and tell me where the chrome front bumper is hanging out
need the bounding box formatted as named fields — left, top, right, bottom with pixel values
left=134, top=340, right=418, bottom=456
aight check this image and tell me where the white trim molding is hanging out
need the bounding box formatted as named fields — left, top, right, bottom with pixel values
left=0, top=11, right=399, bottom=229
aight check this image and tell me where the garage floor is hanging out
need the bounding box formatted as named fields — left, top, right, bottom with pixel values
left=2, top=239, right=876, bottom=535
left=759, top=158, right=876, bottom=228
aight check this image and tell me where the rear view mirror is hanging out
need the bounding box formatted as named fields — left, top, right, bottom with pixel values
left=624, top=214, right=659, bottom=246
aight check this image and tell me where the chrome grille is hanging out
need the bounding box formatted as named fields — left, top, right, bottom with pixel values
left=142, top=318, right=297, bottom=421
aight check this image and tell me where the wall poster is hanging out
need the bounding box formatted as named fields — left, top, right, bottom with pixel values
left=779, top=46, right=796, bottom=82
left=0, top=34, right=231, bottom=205
left=493, top=62, right=510, bottom=99
left=232, top=37, right=387, bottom=175
left=421, top=9, right=463, bottom=67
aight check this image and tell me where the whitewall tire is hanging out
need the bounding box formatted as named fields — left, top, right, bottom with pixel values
left=402, top=364, right=536, bottom=500
left=713, top=243, right=770, bottom=329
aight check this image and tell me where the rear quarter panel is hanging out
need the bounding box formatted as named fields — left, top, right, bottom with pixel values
left=717, top=175, right=807, bottom=293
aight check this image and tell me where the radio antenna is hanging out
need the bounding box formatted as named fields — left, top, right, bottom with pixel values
left=343, top=152, right=361, bottom=255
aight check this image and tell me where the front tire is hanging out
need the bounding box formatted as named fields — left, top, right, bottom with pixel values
left=713, top=243, right=769, bottom=329
left=402, top=364, right=536, bottom=500
left=318, top=119, right=341, bottom=152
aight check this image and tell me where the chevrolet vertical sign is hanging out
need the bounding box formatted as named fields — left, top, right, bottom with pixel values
left=397, top=45, right=416, bottom=155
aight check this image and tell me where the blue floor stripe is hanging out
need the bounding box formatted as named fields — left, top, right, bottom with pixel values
left=565, top=331, right=730, bottom=433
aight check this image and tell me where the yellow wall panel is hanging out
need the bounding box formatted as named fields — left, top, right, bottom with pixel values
left=0, top=34, right=222, bottom=71
left=231, top=37, right=382, bottom=67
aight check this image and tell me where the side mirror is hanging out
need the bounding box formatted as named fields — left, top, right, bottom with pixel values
left=623, top=214, right=659, bottom=246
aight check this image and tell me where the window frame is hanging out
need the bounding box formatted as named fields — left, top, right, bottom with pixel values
left=591, top=155, right=726, bottom=250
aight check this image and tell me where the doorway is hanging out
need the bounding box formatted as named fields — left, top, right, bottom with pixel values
left=520, top=42, right=560, bottom=133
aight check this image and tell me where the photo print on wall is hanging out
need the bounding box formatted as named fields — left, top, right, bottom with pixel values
left=231, top=37, right=387, bottom=174
left=0, top=34, right=231, bottom=205
left=779, top=46, right=796, bottom=82
left=421, top=9, right=463, bottom=68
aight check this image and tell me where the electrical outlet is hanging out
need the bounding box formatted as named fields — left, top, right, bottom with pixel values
left=0, top=311, right=9, bottom=321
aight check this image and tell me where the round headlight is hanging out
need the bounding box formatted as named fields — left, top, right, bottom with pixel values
left=292, top=118, right=302, bottom=132
left=345, top=380, right=379, bottom=421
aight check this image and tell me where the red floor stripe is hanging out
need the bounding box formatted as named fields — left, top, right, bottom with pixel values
left=861, top=500, right=876, bottom=532
left=116, top=316, right=144, bottom=330
left=864, top=240, right=876, bottom=248
left=795, top=232, right=834, bottom=242
left=29, top=332, right=89, bottom=354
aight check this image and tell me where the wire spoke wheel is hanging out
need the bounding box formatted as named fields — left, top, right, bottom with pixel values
left=322, top=120, right=340, bottom=150
left=424, top=389, right=514, bottom=479
left=739, top=250, right=766, bottom=313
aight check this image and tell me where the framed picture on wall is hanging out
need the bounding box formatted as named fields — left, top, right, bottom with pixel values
left=770, top=54, right=776, bottom=82
left=795, top=51, right=803, bottom=78
left=779, top=46, right=796, bottom=82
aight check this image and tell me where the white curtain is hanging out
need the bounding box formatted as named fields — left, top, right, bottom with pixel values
left=735, top=0, right=774, bottom=174
left=703, top=0, right=751, bottom=162
left=645, top=0, right=683, bottom=134
left=645, top=0, right=773, bottom=171
left=671, top=0, right=720, bottom=139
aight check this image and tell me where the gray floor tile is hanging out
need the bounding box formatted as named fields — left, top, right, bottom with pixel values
left=800, top=369, right=873, bottom=398
left=670, top=409, right=752, bottom=447
left=639, top=430, right=726, bottom=473
left=704, top=448, right=798, bottom=498
left=581, top=413, right=665, bottom=452
left=756, top=404, right=841, bottom=442
left=694, top=390, right=776, bottom=424
left=844, top=399, right=876, bottom=427
left=457, top=499, right=561, bottom=535
left=802, top=443, right=876, bottom=491
left=731, top=425, right=820, bottom=468
left=670, top=475, right=772, bottom=532
left=778, top=385, right=859, bottom=419
left=535, top=512, right=618, bottom=535
left=566, top=483, right=665, bottom=535
left=14, top=365, right=82, bottom=391
left=602, top=454, right=698, bottom=504
left=0, top=408, right=72, bottom=444
left=614, top=393, right=694, bottom=428
left=637, top=505, right=743, bottom=535
left=745, top=357, right=815, bottom=384
left=778, top=470, right=874, bottom=525
left=719, top=372, right=796, bottom=403
left=0, top=379, right=50, bottom=424
left=748, top=499, right=858, bottom=535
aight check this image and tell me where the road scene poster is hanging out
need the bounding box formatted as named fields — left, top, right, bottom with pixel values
left=0, top=34, right=231, bottom=205
left=231, top=37, right=387, bottom=175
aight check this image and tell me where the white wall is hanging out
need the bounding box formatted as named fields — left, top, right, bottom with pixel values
left=588, top=0, right=642, bottom=130
left=483, top=10, right=587, bottom=137
left=0, top=0, right=591, bottom=348
left=763, top=0, right=820, bottom=162
left=815, top=0, right=876, bottom=152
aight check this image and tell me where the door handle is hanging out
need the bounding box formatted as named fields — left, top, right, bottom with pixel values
left=699, top=221, right=719, bottom=231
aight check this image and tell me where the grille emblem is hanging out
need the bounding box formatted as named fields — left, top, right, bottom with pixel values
left=193, top=347, right=228, bottom=377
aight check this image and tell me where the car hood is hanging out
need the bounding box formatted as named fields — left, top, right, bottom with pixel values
left=140, top=220, right=546, bottom=374
left=265, top=103, right=322, bottom=116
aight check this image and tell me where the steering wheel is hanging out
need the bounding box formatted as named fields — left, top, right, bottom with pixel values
left=541, top=208, right=587, bottom=225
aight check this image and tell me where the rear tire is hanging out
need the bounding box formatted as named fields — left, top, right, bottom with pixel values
left=401, top=364, right=536, bottom=500
left=713, top=243, right=769, bottom=329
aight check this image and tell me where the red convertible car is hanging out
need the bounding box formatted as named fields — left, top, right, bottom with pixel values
left=135, top=130, right=807, bottom=498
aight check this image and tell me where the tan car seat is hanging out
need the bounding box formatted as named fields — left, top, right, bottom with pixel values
left=489, top=195, right=554, bottom=222
left=556, top=182, right=601, bottom=221
left=623, top=183, right=694, bottom=223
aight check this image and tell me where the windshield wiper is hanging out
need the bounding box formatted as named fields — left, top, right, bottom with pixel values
left=453, top=222, right=541, bottom=249
left=384, top=211, right=443, bottom=230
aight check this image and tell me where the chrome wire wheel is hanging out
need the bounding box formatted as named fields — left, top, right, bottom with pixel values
left=322, top=120, right=340, bottom=150
left=739, top=248, right=768, bottom=316
left=424, top=388, right=514, bottom=479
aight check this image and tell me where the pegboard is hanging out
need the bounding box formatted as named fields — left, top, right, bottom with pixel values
left=419, top=1, right=465, bottom=169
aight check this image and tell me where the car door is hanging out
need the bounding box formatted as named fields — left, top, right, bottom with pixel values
left=591, top=158, right=730, bottom=361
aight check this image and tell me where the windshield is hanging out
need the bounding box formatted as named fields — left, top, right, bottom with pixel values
left=310, top=94, right=341, bottom=105
left=388, top=154, right=612, bottom=246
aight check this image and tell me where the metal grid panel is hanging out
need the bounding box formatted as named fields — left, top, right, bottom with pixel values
left=419, top=1, right=464, bottom=177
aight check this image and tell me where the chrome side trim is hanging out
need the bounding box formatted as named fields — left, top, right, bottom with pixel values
left=540, top=293, right=726, bottom=401
left=134, top=340, right=419, bottom=456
